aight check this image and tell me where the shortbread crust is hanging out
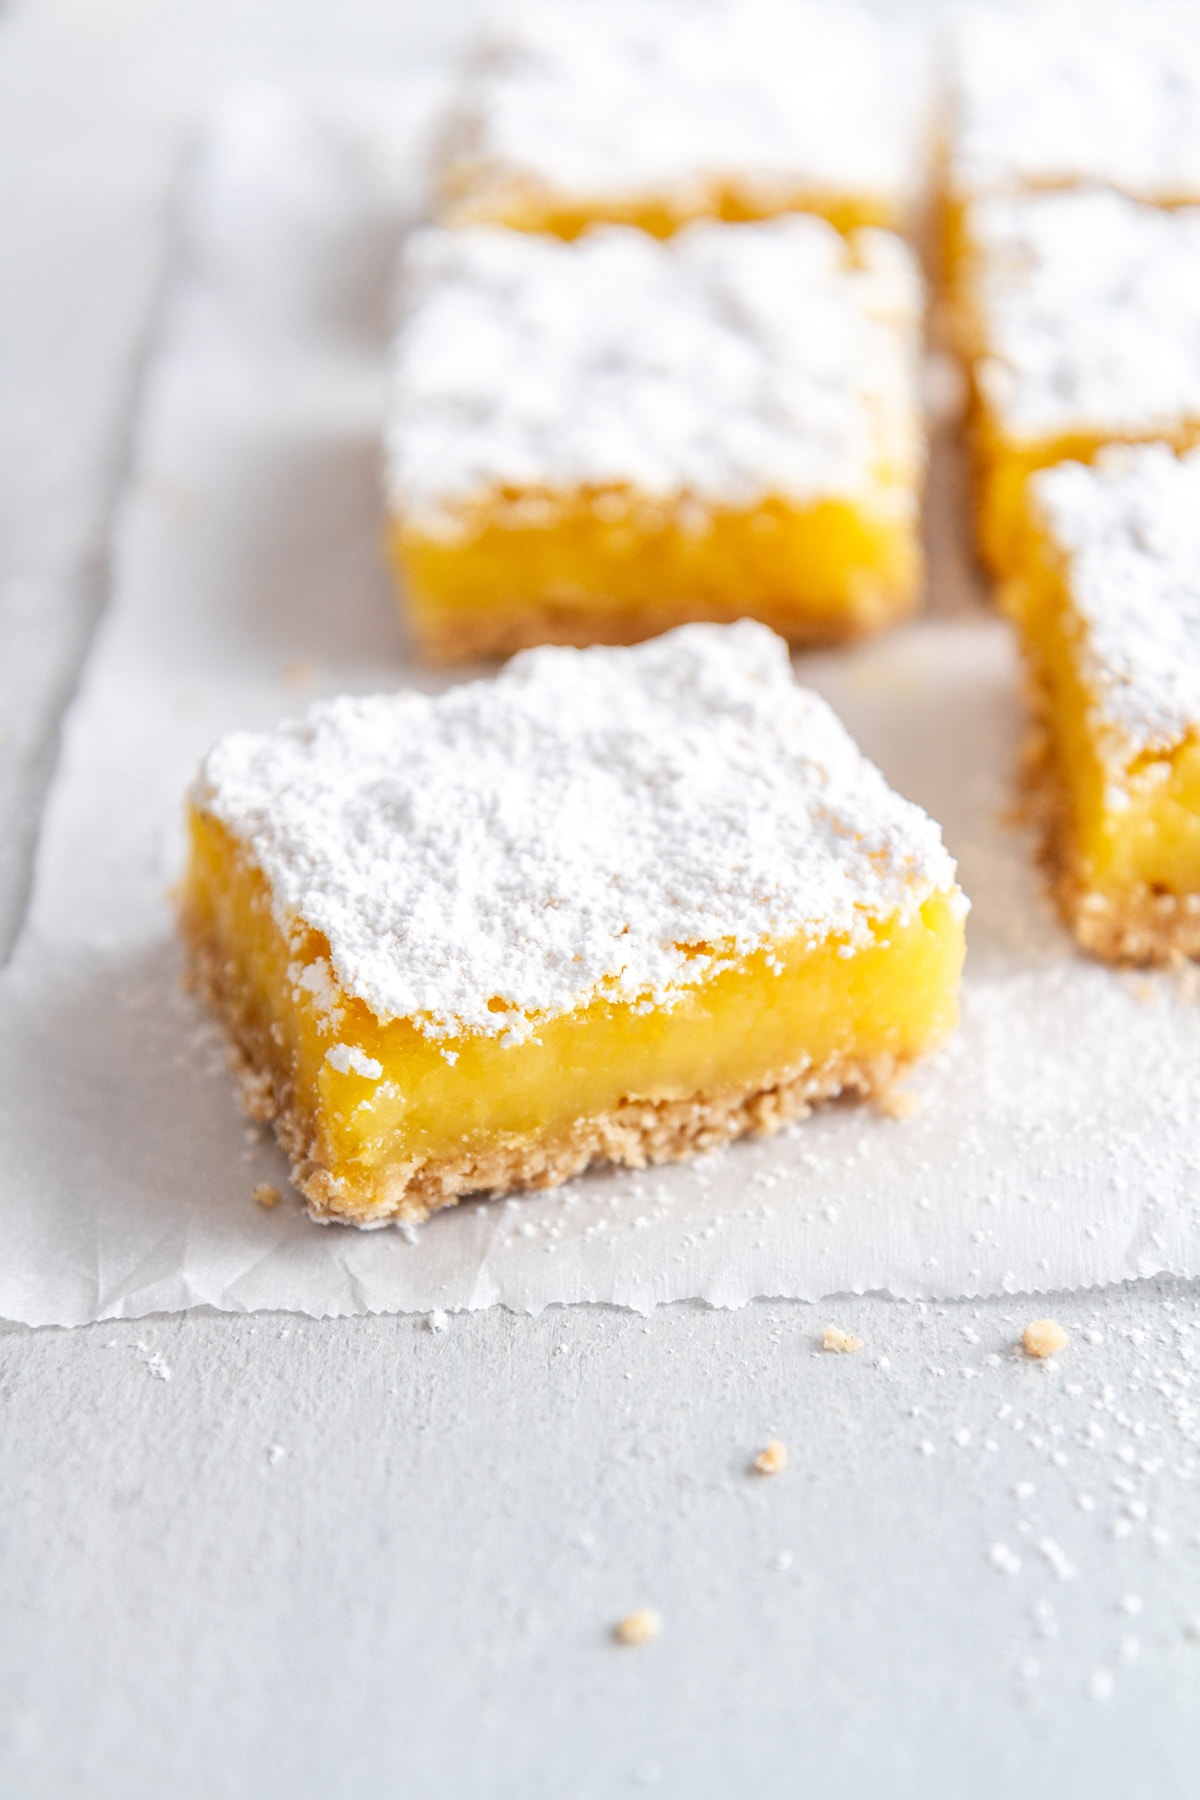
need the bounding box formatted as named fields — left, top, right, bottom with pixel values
left=386, top=218, right=924, bottom=659
left=181, top=624, right=966, bottom=1222
left=387, top=588, right=906, bottom=668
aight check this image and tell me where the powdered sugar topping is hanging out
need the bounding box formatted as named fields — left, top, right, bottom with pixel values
left=444, top=0, right=919, bottom=211
left=969, top=190, right=1200, bottom=439
left=1030, top=444, right=1200, bottom=755
left=949, top=3, right=1200, bottom=201
left=194, top=623, right=960, bottom=1038
left=386, top=218, right=922, bottom=527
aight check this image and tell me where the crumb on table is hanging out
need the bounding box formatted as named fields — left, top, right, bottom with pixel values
left=614, top=1607, right=662, bottom=1647
left=878, top=1086, right=919, bottom=1119
left=1022, top=1318, right=1069, bottom=1359
left=752, top=1438, right=788, bottom=1476
left=253, top=1182, right=281, bottom=1209
left=823, top=1325, right=863, bottom=1354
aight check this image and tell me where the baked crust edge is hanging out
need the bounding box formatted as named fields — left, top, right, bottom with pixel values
left=405, top=590, right=918, bottom=666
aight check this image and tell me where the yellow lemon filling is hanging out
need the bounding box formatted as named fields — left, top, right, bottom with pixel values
left=390, top=486, right=921, bottom=664
left=1009, top=561, right=1200, bottom=902
left=183, top=810, right=965, bottom=1224
left=1006, top=450, right=1200, bottom=961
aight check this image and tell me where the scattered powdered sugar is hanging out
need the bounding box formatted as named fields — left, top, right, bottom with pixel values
left=948, top=2, right=1200, bottom=201
left=443, top=0, right=919, bottom=212
left=385, top=217, right=922, bottom=529
left=193, top=622, right=960, bottom=1040
left=969, top=189, right=1200, bottom=439
left=1030, top=445, right=1200, bottom=756
left=135, top=1343, right=172, bottom=1383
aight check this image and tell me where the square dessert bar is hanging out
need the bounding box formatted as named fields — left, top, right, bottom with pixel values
left=1008, top=444, right=1200, bottom=963
left=386, top=218, right=925, bottom=663
left=181, top=623, right=967, bottom=1226
left=955, top=189, right=1200, bottom=577
left=439, top=0, right=918, bottom=240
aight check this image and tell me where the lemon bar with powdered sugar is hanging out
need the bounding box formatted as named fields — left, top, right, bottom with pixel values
left=386, top=217, right=924, bottom=662
left=181, top=623, right=966, bottom=1225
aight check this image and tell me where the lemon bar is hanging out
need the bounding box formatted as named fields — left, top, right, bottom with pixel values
left=1007, top=444, right=1200, bottom=963
left=180, top=623, right=966, bottom=1226
left=439, top=0, right=918, bottom=240
left=386, top=219, right=925, bottom=663
left=956, top=189, right=1200, bottom=578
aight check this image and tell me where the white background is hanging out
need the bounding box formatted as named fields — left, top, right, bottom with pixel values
left=2, top=2, right=1199, bottom=1794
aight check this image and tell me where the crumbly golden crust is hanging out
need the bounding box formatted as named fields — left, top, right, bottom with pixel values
left=182, top=904, right=913, bottom=1227
left=1019, top=685, right=1200, bottom=967
left=409, top=589, right=916, bottom=666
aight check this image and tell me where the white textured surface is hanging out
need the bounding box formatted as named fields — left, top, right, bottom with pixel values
left=386, top=218, right=921, bottom=526
left=199, top=622, right=956, bottom=1036
left=5, top=88, right=1200, bottom=1331
left=1031, top=445, right=1200, bottom=757
left=970, top=189, right=1200, bottom=440
left=444, top=0, right=919, bottom=208
left=949, top=2, right=1200, bottom=200
left=6, top=1287, right=1200, bottom=1798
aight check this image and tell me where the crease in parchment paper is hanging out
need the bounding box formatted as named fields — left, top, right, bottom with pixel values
left=1, top=83, right=1198, bottom=1328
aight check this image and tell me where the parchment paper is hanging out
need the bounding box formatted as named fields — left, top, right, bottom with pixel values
left=2, top=84, right=1198, bottom=1326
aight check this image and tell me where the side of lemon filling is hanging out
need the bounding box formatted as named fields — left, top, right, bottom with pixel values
left=391, top=484, right=920, bottom=656
left=1008, top=551, right=1200, bottom=897
left=186, top=811, right=964, bottom=1201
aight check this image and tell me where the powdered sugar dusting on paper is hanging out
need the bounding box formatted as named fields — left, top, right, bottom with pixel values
left=949, top=2, right=1200, bottom=201
left=1030, top=445, right=1200, bottom=756
left=385, top=218, right=922, bottom=526
left=195, top=622, right=960, bottom=1038
left=970, top=190, right=1200, bottom=439
left=8, top=85, right=1200, bottom=1327
left=444, top=0, right=918, bottom=208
